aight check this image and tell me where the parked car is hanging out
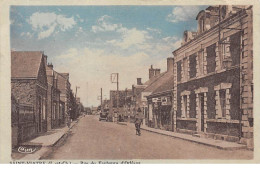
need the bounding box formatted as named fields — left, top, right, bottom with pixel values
left=99, top=110, right=108, bottom=121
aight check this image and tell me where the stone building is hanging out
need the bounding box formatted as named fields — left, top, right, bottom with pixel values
left=11, top=94, right=19, bottom=147
left=11, top=51, right=48, bottom=136
left=56, top=72, right=71, bottom=120
left=172, top=5, right=253, bottom=148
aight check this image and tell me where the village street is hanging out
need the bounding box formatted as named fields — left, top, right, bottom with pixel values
left=44, top=115, right=253, bottom=160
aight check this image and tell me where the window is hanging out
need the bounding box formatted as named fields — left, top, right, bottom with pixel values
left=199, top=18, right=205, bottom=33
left=177, top=61, right=182, bottom=82
left=42, top=98, right=46, bottom=120
left=206, top=44, right=216, bottom=73
left=230, top=32, right=241, bottom=66
left=214, top=83, right=232, bottom=119
left=219, top=90, right=226, bottom=118
left=189, top=54, right=197, bottom=78
left=198, top=51, right=203, bottom=76
left=53, top=103, right=56, bottom=120
left=183, top=95, right=188, bottom=117
left=183, top=58, right=188, bottom=81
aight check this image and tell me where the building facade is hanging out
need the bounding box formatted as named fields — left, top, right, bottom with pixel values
left=57, top=72, right=71, bottom=121
left=11, top=51, right=48, bottom=137
left=146, top=58, right=174, bottom=130
left=172, top=6, right=253, bottom=148
left=45, top=61, right=63, bottom=129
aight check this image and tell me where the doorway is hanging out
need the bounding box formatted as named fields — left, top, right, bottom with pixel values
left=199, top=93, right=205, bottom=132
left=38, top=96, right=42, bottom=132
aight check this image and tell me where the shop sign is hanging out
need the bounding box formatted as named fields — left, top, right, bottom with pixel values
left=161, top=102, right=167, bottom=105
left=152, top=98, right=158, bottom=102
left=161, top=97, right=171, bottom=106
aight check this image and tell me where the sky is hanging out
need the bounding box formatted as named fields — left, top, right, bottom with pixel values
left=10, top=5, right=206, bottom=107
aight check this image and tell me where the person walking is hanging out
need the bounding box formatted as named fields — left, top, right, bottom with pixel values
left=135, top=108, right=143, bottom=136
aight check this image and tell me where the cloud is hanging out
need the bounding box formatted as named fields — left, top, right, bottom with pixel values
left=111, top=28, right=151, bottom=49
left=20, top=32, right=33, bottom=38
left=92, top=15, right=152, bottom=49
left=166, top=6, right=201, bottom=23
left=92, top=15, right=120, bottom=33
left=28, top=12, right=76, bottom=39
left=147, top=27, right=161, bottom=34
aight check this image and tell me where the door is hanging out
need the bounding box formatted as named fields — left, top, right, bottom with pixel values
left=199, top=93, right=205, bottom=132
left=38, top=96, right=42, bottom=132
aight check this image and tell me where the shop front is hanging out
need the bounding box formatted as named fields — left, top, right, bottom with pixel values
left=147, top=95, right=173, bottom=131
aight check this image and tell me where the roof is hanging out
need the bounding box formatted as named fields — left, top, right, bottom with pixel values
left=144, top=71, right=174, bottom=97
left=143, top=72, right=164, bottom=86
left=11, top=51, right=43, bottom=78
left=143, top=71, right=167, bottom=92
left=151, top=73, right=174, bottom=95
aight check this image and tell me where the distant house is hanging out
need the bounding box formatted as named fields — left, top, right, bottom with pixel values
left=109, top=89, right=132, bottom=119
left=146, top=58, right=174, bottom=130
left=56, top=72, right=71, bottom=120
left=45, top=61, right=63, bottom=129
left=11, top=51, right=48, bottom=139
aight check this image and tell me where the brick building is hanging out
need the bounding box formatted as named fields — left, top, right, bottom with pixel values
left=172, top=6, right=253, bottom=148
left=11, top=51, right=48, bottom=136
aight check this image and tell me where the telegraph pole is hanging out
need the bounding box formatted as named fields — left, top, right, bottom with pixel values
left=111, top=73, right=119, bottom=122
left=116, top=73, right=119, bottom=117
left=101, top=88, right=103, bottom=113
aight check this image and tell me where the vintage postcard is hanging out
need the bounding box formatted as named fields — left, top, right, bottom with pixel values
left=0, top=0, right=260, bottom=164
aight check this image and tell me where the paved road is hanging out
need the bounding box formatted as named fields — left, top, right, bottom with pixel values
left=45, top=115, right=253, bottom=160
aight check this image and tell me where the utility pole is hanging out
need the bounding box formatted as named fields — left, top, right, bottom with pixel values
left=75, top=86, right=80, bottom=98
left=86, top=82, right=88, bottom=107
left=111, top=73, right=119, bottom=122
left=116, top=73, right=119, bottom=117
left=101, top=88, right=103, bottom=113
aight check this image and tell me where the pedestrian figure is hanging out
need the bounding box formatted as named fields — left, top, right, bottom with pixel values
left=66, top=114, right=71, bottom=128
left=135, top=108, right=143, bottom=136
left=135, top=118, right=141, bottom=136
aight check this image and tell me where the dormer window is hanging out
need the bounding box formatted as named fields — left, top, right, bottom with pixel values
left=220, top=6, right=227, bottom=20
left=196, top=10, right=206, bottom=34
left=199, top=18, right=205, bottom=33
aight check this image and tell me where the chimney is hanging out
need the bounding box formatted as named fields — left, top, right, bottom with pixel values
left=137, top=78, right=142, bottom=85
left=149, top=65, right=154, bottom=79
left=149, top=65, right=161, bottom=79
left=48, top=63, right=53, bottom=70
left=167, top=57, right=174, bottom=73
left=43, top=54, right=48, bottom=66
left=155, top=69, right=161, bottom=76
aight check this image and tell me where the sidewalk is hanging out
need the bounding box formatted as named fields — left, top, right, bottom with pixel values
left=121, top=122, right=247, bottom=150
left=13, top=120, right=79, bottom=160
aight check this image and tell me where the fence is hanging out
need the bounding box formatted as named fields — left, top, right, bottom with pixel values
left=12, top=102, right=37, bottom=147
left=18, top=104, right=37, bottom=143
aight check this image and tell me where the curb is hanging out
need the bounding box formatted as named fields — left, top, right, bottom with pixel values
left=140, top=127, right=246, bottom=150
